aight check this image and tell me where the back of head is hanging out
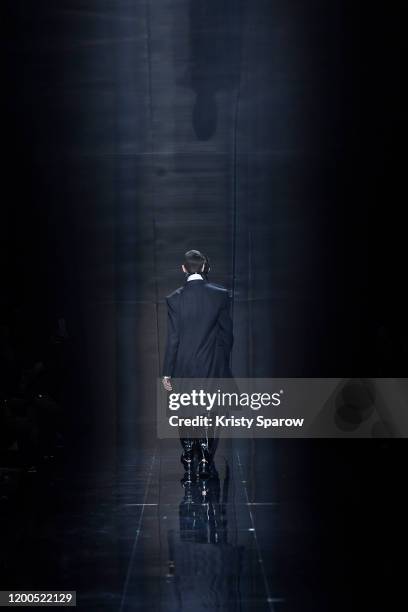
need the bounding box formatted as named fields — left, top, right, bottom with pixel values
left=184, top=250, right=210, bottom=277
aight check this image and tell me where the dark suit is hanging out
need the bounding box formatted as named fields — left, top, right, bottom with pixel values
left=162, top=278, right=233, bottom=378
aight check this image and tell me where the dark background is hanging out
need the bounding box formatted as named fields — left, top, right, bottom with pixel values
left=1, top=1, right=405, bottom=609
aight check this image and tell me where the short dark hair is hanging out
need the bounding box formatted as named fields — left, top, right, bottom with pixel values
left=184, top=250, right=210, bottom=275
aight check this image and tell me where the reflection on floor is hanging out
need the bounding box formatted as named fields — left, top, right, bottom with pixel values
left=120, top=440, right=281, bottom=612
left=1, top=437, right=397, bottom=611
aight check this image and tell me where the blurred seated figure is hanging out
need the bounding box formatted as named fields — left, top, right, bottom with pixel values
left=0, top=309, right=68, bottom=470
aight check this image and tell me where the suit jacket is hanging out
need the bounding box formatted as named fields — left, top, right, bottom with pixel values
left=162, top=279, right=233, bottom=378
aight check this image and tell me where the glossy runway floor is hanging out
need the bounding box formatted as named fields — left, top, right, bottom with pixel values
left=117, top=441, right=285, bottom=611
left=2, top=433, right=398, bottom=611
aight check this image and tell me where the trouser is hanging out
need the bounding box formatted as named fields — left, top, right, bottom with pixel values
left=179, top=433, right=218, bottom=460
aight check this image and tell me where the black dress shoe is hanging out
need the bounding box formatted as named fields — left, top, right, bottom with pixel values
left=197, top=458, right=211, bottom=479
left=180, top=450, right=193, bottom=471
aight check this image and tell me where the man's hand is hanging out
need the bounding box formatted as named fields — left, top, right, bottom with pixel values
left=162, top=376, right=172, bottom=391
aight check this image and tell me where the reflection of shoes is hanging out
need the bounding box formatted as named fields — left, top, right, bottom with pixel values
left=181, top=471, right=194, bottom=487
left=199, top=479, right=209, bottom=499
left=197, top=458, right=211, bottom=479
